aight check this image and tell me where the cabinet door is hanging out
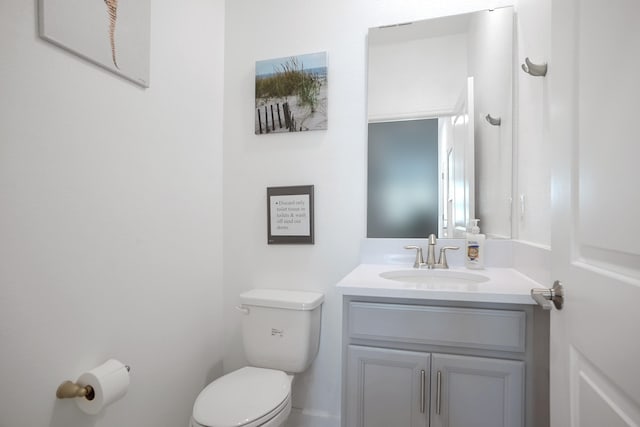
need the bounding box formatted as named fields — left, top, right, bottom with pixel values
left=346, top=345, right=430, bottom=427
left=430, top=353, right=524, bottom=427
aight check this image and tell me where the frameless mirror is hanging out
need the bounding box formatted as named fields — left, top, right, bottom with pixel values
left=367, top=7, right=513, bottom=239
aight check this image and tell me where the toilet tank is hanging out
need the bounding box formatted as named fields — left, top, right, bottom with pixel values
left=239, top=289, right=324, bottom=373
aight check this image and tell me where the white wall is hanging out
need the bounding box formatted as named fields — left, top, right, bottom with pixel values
left=468, top=8, right=514, bottom=239
left=0, top=1, right=225, bottom=426
left=514, top=0, right=552, bottom=246
left=222, top=0, right=515, bottom=424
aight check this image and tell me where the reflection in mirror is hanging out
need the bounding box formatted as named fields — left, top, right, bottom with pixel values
left=366, top=7, right=513, bottom=239
left=368, top=119, right=439, bottom=238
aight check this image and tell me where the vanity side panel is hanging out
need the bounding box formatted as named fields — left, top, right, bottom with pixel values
left=531, top=306, right=550, bottom=427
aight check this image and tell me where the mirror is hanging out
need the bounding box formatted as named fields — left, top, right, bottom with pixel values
left=367, top=7, right=513, bottom=239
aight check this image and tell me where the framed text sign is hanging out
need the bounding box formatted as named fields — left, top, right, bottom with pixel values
left=267, top=185, right=314, bottom=244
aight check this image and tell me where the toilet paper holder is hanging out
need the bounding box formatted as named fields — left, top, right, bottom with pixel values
left=56, top=365, right=130, bottom=400
left=56, top=381, right=96, bottom=400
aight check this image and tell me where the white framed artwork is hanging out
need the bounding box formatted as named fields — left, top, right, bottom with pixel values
left=38, top=0, right=151, bottom=88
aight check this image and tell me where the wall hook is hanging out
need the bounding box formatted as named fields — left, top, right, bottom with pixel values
left=521, top=57, right=547, bottom=76
left=485, top=114, right=501, bottom=126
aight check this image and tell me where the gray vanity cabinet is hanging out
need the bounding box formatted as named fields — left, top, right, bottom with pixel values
left=346, top=346, right=523, bottom=427
left=347, top=346, right=430, bottom=427
left=341, top=297, right=549, bottom=427
left=430, top=353, right=524, bottom=427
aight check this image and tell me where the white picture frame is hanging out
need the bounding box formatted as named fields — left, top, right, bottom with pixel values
left=38, top=0, right=151, bottom=88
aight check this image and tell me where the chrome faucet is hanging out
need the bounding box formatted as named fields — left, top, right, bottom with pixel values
left=426, top=234, right=437, bottom=267
left=405, top=234, right=459, bottom=269
left=404, top=245, right=425, bottom=268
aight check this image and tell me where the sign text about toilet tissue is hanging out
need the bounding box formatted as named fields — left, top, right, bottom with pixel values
left=269, top=194, right=310, bottom=236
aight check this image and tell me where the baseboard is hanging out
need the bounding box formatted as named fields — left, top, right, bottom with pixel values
left=283, top=408, right=340, bottom=427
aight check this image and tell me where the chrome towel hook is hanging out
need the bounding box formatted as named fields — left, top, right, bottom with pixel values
left=485, top=114, right=501, bottom=126
left=521, top=57, right=547, bottom=77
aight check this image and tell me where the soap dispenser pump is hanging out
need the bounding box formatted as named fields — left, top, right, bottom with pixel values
left=465, top=219, right=485, bottom=269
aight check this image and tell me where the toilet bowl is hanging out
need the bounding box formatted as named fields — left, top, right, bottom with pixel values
left=191, top=289, right=324, bottom=427
left=191, top=367, right=293, bottom=427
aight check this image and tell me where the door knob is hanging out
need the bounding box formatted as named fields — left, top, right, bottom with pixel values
left=531, top=280, right=564, bottom=310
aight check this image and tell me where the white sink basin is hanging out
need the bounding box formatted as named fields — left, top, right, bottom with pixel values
left=379, top=269, right=489, bottom=286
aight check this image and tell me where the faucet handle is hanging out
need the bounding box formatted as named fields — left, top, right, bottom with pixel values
left=428, top=234, right=437, bottom=245
left=437, top=246, right=460, bottom=269
left=404, top=245, right=424, bottom=269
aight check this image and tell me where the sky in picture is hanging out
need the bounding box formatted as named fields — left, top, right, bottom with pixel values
left=256, top=52, right=326, bottom=77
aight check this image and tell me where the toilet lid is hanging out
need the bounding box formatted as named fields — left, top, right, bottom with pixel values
left=192, top=367, right=290, bottom=427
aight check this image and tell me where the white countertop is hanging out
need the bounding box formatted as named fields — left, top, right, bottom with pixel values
left=336, top=264, right=545, bottom=305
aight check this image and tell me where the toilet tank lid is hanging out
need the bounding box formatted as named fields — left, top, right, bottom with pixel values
left=240, top=289, right=324, bottom=310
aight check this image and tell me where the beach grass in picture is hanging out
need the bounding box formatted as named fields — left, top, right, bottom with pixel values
left=255, top=52, right=328, bottom=134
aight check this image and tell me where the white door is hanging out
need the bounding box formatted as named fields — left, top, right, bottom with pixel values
left=549, top=0, right=640, bottom=425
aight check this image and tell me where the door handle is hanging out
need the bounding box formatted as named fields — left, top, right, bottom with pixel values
left=420, top=369, right=426, bottom=413
left=531, top=280, right=564, bottom=310
left=436, top=370, right=442, bottom=415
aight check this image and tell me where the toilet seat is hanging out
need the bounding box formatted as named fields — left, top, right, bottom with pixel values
left=191, top=396, right=290, bottom=427
left=192, top=367, right=291, bottom=427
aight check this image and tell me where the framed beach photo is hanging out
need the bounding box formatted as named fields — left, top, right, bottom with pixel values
left=267, top=186, right=315, bottom=244
left=255, top=52, right=327, bottom=134
left=38, top=0, right=151, bottom=87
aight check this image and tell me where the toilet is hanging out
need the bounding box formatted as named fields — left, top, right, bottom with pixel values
left=191, top=289, right=324, bottom=427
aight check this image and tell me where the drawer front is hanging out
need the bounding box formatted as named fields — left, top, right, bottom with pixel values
left=348, top=302, right=526, bottom=352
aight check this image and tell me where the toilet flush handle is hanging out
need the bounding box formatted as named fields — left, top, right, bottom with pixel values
left=235, top=305, right=250, bottom=315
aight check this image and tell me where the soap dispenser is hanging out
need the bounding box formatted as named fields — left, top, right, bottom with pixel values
left=465, top=219, right=485, bottom=269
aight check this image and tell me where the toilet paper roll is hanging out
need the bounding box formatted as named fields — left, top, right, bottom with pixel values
left=75, top=359, right=130, bottom=415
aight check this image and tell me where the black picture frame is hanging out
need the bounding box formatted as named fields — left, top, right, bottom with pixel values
left=267, top=185, right=314, bottom=244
